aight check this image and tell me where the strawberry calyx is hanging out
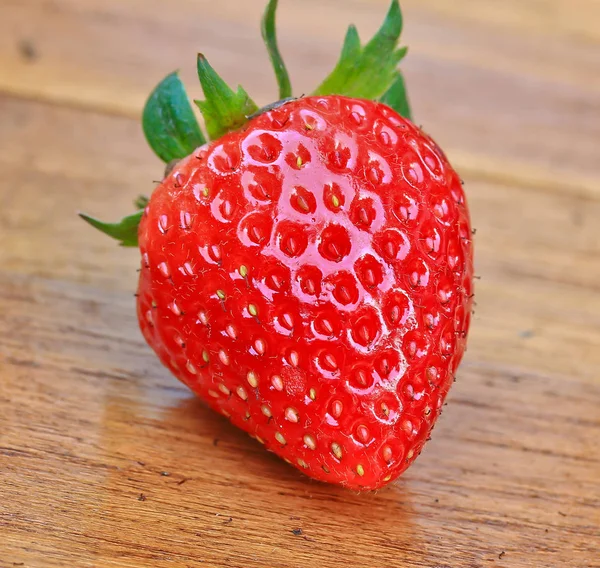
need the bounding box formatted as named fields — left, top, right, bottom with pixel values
left=80, top=0, right=410, bottom=244
left=79, top=210, right=143, bottom=247
left=314, top=0, right=409, bottom=110
left=195, top=54, right=259, bottom=141
left=142, top=71, right=206, bottom=164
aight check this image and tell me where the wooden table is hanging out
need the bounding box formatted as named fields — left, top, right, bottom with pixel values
left=1, top=1, right=599, bottom=566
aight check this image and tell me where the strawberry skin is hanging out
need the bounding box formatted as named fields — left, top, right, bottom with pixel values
left=136, top=96, right=473, bottom=490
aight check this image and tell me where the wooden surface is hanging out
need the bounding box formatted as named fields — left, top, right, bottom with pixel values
left=1, top=0, right=599, bottom=566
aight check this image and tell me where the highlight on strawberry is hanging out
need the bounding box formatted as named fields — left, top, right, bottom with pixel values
left=81, top=0, right=474, bottom=490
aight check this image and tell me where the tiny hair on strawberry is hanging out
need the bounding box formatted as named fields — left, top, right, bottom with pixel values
left=81, top=0, right=474, bottom=490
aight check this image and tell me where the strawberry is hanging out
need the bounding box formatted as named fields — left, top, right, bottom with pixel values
left=82, top=0, right=473, bottom=490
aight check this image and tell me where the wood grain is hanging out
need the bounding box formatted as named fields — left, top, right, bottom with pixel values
left=1, top=1, right=599, bottom=567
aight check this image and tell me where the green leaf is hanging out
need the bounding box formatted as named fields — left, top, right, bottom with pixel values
left=79, top=211, right=143, bottom=247
left=261, top=0, right=292, bottom=99
left=142, top=72, right=206, bottom=163
left=195, top=54, right=259, bottom=140
left=313, top=0, right=407, bottom=101
left=380, top=71, right=412, bottom=120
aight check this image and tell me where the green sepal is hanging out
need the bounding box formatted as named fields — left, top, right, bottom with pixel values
left=338, top=25, right=361, bottom=66
left=79, top=210, right=143, bottom=247
left=142, top=72, right=206, bottom=163
left=313, top=0, right=407, bottom=102
left=195, top=54, right=259, bottom=140
left=261, top=0, right=292, bottom=99
left=380, top=71, right=412, bottom=120
left=134, top=195, right=150, bottom=210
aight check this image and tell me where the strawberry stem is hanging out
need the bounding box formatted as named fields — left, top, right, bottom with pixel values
left=261, top=0, right=292, bottom=99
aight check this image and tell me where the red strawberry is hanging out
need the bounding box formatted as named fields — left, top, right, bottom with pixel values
left=82, top=0, right=473, bottom=490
